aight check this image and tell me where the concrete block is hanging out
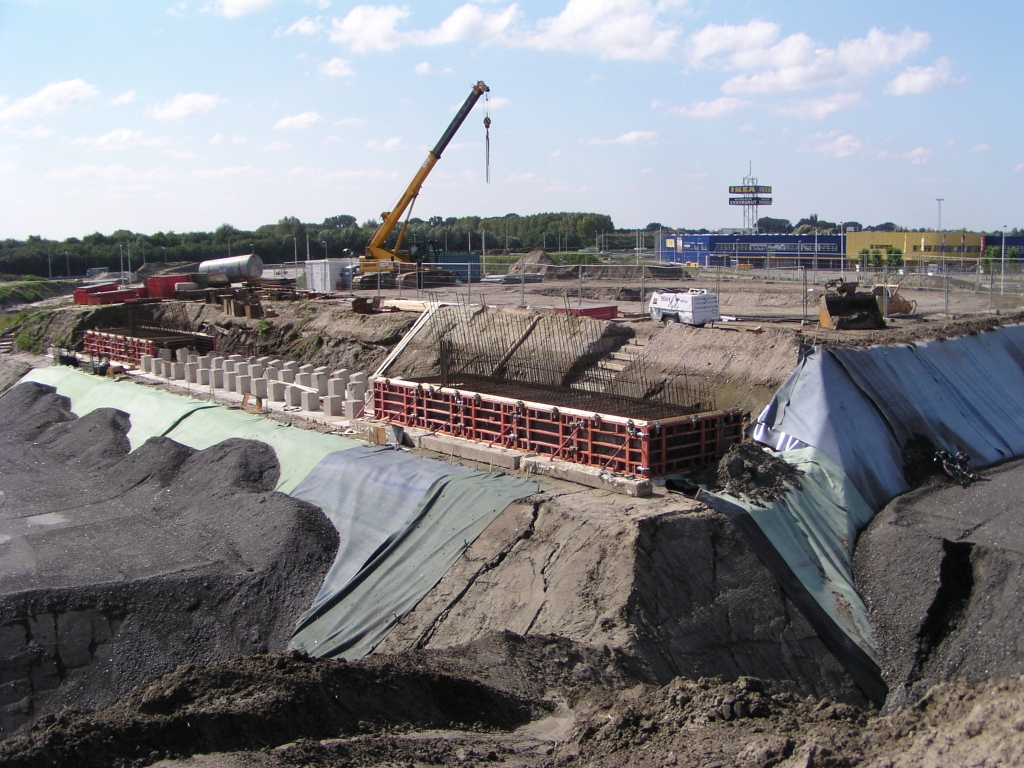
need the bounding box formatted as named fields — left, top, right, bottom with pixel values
left=344, top=399, right=365, bottom=420
left=247, top=356, right=258, bottom=365
left=176, top=348, right=189, bottom=364
left=346, top=382, right=367, bottom=401
left=236, top=375, right=251, bottom=395
left=265, top=367, right=279, bottom=381
left=229, top=354, right=244, bottom=362
left=200, top=355, right=212, bottom=367
left=236, top=363, right=249, bottom=377
left=197, top=368, right=211, bottom=386
left=351, top=372, right=369, bottom=385
left=521, top=456, right=653, bottom=497
left=223, top=360, right=236, bottom=373
left=225, top=371, right=237, bottom=390
left=184, top=363, right=198, bottom=384
left=313, top=373, right=328, bottom=395
left=187, top=354, right=198, bottom=365
left=313, top=366, right=329, bottom=374
left=252, top=378, right=268, bottom=398
left=299, top=364, right=315, bottom=374
left=283, top=361, right=299, bottom=371
left=270, top=380, right=287, bottom=402
left=140, top=355, right=153, bottom=373
left=279, top=369, right=295, bottom=384
left=328, top=378, right=347, bottom=397
left=300, top=390, right=321, bottom=411
left=250, top=364, right=264, bottom=379
left=286, top=385, right=303, bottom=407
left=170, top=363, right=185, bottom=380
left=151, top=360, right=163, bottom=377
left=211, top=369, right=224, bottom=389
left=332, top=369, right=350, bottom=381
left=257, top=356, right=271, bottom=366
left=269, top=359, right=283, bottom=369
left=297, top=373, right=313, bottom=387
left=211, top=357, right=225, bottom=370
left=419, top=434, right=523, bottom=470
left=323, top=395, right=345, bottom=416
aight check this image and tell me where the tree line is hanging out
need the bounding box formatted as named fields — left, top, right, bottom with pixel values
left=0, top=211, right=641, bottom=277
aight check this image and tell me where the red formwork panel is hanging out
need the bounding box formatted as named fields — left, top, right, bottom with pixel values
left=373, top=378, right=743, bottom=478
left=83, top=330, right=155, bottom=365
left=553, top=305, right=619, bottom=320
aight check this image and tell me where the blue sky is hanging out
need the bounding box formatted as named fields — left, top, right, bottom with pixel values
left=1, top=0, right=1020, bottom=240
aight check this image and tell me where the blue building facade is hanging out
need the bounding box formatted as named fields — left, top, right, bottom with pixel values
left=657, top=233, right=845, bottom=269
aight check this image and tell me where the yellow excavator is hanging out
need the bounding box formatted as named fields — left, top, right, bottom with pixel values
left=357, top=80, right=490, bottom=288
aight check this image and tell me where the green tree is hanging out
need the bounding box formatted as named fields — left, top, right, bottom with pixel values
left=858, top=248, right=870, bottom=269
left=885, top=247, right=904, bottom=268
left=757, top=217, right=793, bottom=234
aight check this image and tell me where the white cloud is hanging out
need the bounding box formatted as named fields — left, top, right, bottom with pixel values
left=319, top=57, right=354, bottom=77
left=109, top=90, right=137, bottom=106
left=550, top=149, right=562, bottom=158
left=45, top=163, right=174, bottom=183
left=274, top=111, right=323, bottom=129
left=970, top=143, right=990, bottom=153
left=674, top=97, right=749, bottom=118
left=149, top=92, right=222, bottom=120
left=504, top=172, right=541, bottom=182
left=771, top=91, right=861, bottom=120
left=215, top=0, right=273, bottom=17
left=209, top=133, right=225, bottom=145
left=583, top=130, right=657, bottom=146
left=262, top=141, right=292, bottom=151
left=330, top=5, right=410, bottom=53
left=737, top=123, right=755, bottom=132
left=0, top=79, right=100, bottom=122
left=329, top=1, right=674, bottom=61
left=366, top=136, right=404, bottom=150
left=885, top=57, right=959, bottom=95
left=286, top=15, right=321, bottom=34
left=689, top=20, right=780, bottom=65
left=902, top=146, right=933, bottom=164
left=190, top=165, right=251, bottom=178
left=415, top=61, right=431, bottom=75
left=323, top=135, right=344, bottom=144
left=230, top=134, right=247, bottom=144
left=3, top=125, right=54, bottom=139
left=1015, top=163, right=1024, bottom=173
left=807, top=131, right=863, bottom=158
left=689, top=23, right=930, bottom=94
left=72, top=129, right=168, bottom=150
left=524, top=0, right=676, bottom=61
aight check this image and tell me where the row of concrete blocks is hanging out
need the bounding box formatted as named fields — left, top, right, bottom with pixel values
left=140, top=353, right=369, bottom=418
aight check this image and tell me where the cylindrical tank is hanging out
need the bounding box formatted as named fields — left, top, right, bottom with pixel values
left=197, top=254, right=263, bottom=282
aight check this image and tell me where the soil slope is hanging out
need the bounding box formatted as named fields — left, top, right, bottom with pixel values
left=0, top=382, right=338, bottom=735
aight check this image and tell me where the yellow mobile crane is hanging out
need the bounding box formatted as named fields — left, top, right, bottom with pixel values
left=358, top=80, right=490, bottom=287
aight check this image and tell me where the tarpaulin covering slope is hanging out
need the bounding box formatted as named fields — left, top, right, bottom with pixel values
left=20, top=366, right=360, bottom=493
left=289, top=448, right=537, bottom=660
left=752, top=325, right=1024, bottom=511
left=696, top=447, right=885, bottom=706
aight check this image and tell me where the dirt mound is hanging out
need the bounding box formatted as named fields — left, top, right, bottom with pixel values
left=631, top=323, right=803, bottom=415
left=704, top=442, right=804, bottom=507
left=0, top=359, right=30, bottom=394
left=854, top=457, right=1024, bottom=711
left=508, top=250, right=559, bottom=274
left=0, top=382, right=339, bottom=735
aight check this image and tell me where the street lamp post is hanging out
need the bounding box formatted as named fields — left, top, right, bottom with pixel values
left=1001, top=226, right=1007, bottom=295
left=936, top=198, right=944, bottom=232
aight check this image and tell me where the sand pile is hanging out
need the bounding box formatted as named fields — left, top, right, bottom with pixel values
left=508, top=249, right=559, bottom=274
left=709, top=442, right=805, bottom=507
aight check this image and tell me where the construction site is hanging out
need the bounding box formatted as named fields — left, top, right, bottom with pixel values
left=2, top=81, right=1024, bottom=768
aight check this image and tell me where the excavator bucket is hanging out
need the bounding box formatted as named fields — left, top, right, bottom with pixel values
left=871, top=285, right=916, bottom=316
left=819, top=292, right=887, bottom=330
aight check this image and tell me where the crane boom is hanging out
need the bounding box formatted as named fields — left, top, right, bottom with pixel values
left=363, top=81, right=489, bottom=270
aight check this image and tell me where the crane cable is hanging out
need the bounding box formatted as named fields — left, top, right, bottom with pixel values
left=483, top=90, right=491, bottom=184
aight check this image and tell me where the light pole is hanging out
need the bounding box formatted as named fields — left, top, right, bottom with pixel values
left=936, top=198, right=944, bottom=232
left=1001, top=226, right=1007, bottom=295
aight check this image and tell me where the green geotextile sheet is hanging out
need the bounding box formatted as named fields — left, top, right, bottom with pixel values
left=290, top=461, right=538, bottom=660
left=21, top=367, right=360, bottom=493
left=695, top=446, right=885, bottom=705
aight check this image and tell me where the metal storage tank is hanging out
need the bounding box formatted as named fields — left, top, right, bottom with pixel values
left=197, top=254, right=264, bottom=282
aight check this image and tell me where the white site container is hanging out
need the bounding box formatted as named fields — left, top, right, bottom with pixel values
left=304, top=259, right=357, bottom=293
left=648, top=288, right=720, bottom=326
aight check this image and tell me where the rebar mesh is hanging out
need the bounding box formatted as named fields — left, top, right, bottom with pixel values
left=403, top=301, right=714, bottom=420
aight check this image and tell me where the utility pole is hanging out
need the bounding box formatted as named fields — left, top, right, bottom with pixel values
left=936, top=198, right=944, bottom=232
left=1002, top=226, right=1007, bottom=295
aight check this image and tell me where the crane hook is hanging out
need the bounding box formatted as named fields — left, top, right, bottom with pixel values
left=484, top=91, right=491, bottom=184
